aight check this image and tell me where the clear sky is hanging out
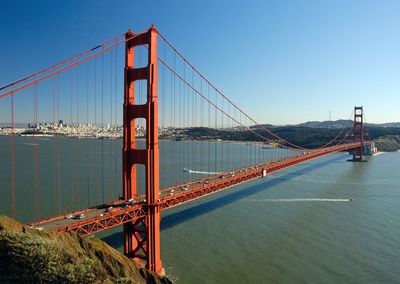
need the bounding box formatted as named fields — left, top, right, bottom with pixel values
left=1, top=0, right=399, bottom=124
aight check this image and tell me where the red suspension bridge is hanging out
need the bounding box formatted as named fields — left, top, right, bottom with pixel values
left=0, top=26, right=370, bottom=275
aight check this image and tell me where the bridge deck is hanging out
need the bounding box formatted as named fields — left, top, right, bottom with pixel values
left=29, top=143, right=365, bottom=235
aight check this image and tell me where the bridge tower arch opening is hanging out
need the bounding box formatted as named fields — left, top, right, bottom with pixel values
left=352, top=106, right=364, bottom=161
left=123, top=26, right=163, bottom=275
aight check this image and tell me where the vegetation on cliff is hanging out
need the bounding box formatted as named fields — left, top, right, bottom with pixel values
left=375, top=135, right=400, bottom=152
left=0, top=216, right=172, bottom=284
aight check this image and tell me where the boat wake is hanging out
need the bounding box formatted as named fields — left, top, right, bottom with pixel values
left=246, top=198, right=353, bottom=202
left=21, top=143, right=39, bottom=146
left=183, top=168, right=221, bottom=175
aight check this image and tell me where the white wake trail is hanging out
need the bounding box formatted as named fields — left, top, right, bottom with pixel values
left=246, top=198, right=353, bottom=202
left=183, top=168, right=221, bottom=175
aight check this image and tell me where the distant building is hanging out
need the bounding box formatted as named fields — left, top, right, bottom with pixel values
left=363, top=142, right=377, bottom=155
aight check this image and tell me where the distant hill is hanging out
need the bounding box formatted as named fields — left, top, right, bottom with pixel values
left=182, top=121, right=400, bottom=151
left=296, top=120, right=400, bottom=129
left=294, top=119, right=353, bottom=128
left=297, top=120, right=353, bottom=128
left=376, top=122, right=400, bottom=128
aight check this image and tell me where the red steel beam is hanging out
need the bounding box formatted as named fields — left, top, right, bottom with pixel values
left=54, top=204, right=147, bottom=235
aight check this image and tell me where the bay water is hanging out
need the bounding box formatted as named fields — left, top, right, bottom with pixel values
left=0, top=136, right=399, bottom=283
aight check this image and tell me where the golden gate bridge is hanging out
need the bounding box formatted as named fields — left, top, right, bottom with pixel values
left=0, top=25, right=369, bottom=275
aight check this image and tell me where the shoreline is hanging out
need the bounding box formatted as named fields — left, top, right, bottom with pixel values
left=0, top=133, right=277, bottom=146
left=1, top=133, right=399, bottom=152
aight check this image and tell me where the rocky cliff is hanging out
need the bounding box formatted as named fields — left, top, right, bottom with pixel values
left=0, top=215, right=172, bottom=283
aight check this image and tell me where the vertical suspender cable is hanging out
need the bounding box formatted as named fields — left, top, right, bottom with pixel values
left=101, top=47, right=105, bottom=203
left=191, top=69, right=195, bottom=174
left=52, top=77, right=57, bottom=213
left=173, top=52, right=176, bottom=185
left=34, top=79, right=40, bottom=219
left=57, top=75, right=61, bottom=214
left=114, top=40, right=118, bottom=199
left=169, top=64, right=173, bottom=186
left=221, top=91, right=224, bottom=172
left=77, top=65, right=80, bottom=209
left=10, top=89, right=16, bottom=219
left=110, top=48, right=114, bottom=199
left=94, top=57, right=99, bottom=203
left=214, top=89, right=217, bottom=173
left=200, top=79, right=203, bottom=175
left=69, top=70, right=74, bottom=209
left=162, top=39, right=166, bottom=187
left=208, top=84, right=211, bottom=175
left=86, top=62, right=90, bottom=207
left=182, top=61, right=186, bottom=179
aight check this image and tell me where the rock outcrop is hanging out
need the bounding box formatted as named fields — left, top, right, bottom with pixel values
left=0, top=215, right=172, bottom=283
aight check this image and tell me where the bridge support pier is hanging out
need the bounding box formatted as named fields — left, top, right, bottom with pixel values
left=123, top=26, right=163, bottom=275
left=351, top=106, right=364, bottom=162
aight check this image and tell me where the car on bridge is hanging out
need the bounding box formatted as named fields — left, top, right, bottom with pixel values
left=74, top=213, right=85, bottom=220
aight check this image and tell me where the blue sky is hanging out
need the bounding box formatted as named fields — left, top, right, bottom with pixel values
left=1, top=0, right=399, bottom=124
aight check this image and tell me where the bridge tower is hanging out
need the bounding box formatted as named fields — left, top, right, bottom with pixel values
left=123, top=26, right=163, bottom=274
left=352, top=106, right=364, bottom=161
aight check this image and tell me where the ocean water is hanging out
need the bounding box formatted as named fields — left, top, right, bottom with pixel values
left=0, top=137, right=399, bottom=283
left=102, top=148, right=400, bottom=283
left=0, top=136, right=291, bottom=222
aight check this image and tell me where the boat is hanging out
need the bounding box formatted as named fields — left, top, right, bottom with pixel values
left=261, top=145, right=274, bottom=149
